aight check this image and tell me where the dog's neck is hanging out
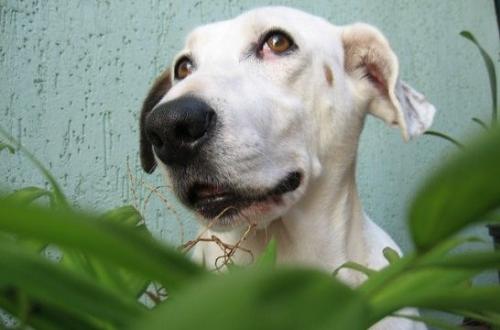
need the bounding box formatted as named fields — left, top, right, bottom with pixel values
left=275, top=160, right=366, bottom=270
left=213, top=155, right=367, bottom=274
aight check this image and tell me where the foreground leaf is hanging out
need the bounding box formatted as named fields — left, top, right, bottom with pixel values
left=254, top=238, right=277, bottom=270
left=0, top=294, right=103, bottom=330
left=0, top=242, right=144, bottom=328
left=3, top=187, right=52, bottom=205
left=0, top=201, right=205, bottom=291
left=410, top=127, right=500, bottom=251
left=60, top=205, right=149, bottom=297
left=368, top=268, right=476, bottom=322
left=410, top=287, right=500, bottom=313
left=419, top=250, right=500, bottom=270
left=133, top=268, right=369, bottom=330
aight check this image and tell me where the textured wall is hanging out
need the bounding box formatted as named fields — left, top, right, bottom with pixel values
left=1, top=1, right=499, bottom=255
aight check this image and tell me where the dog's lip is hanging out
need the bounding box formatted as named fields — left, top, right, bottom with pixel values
left=187, top=171, right=302, bottom=219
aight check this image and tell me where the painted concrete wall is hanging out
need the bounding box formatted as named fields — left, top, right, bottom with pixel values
left=1, top=1, right=499, bottom=256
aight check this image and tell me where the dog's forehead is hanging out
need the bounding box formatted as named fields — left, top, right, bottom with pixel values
left=184, top=6, right=339, bottom=57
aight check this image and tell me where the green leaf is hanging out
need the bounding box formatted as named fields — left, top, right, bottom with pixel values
left=460, top=31, right=497, bottom=125
left=132, top=268, right=370, bottom=330
left=410, top=286, right=500, bottom=314
left=60, top=251, right=149, bottom=299
left=0, top=294, right=103, bottom=330
left=368, top=268, right=477, bottom=322
left=0, top=142, right=15, bottom=154
left=0, top=200, right=205, bottom=292
left=60, top=205, right=150, bottom=297
left=472, top=117, right=489, bottom=130
left=487, top=210, right=500, bottom=223
left=100, top=205, right=143, bottom=227
left=382, top=247, right=401, bottom=264
left=420, top=251, right=500, bottom=270
left=332, top=261, right=376, bottom=278
left=254, top=238, right=277, bottom=270
left=424, top=130, right=464, bottom=149
left=454, top=310, right=500, bottom=327
left=0, top=241, right=144, bottom=328
left=410, top=127, right=500, bottom=251
left=3, top=187, right=52, bottom=205
left=359, top=254, right=416, bottom=297
left=0, top=127, right=68, bottom=208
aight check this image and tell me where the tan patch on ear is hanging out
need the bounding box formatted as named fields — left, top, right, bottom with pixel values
left=324, top=64, right=334, bottom=86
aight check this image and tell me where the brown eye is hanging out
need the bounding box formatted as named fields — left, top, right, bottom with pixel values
left=265, top=32, right=293, bottom=54
left=175, top=57, right=194, bottom=79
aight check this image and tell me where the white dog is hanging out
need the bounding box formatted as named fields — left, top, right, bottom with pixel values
left=139, top=7, right=435, bottom=329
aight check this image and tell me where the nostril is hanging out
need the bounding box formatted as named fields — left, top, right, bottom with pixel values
left=175, top=109, right=216, bottom=143
left=205, top=110, right=215, bottom=129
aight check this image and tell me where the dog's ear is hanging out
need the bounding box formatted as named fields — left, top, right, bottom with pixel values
left=342, top=23, right=436, bottom=141
left=140, top=69, right=172, bottom=173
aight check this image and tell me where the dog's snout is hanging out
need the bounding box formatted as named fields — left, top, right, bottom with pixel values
left=145, top=96, right=216, bottom=165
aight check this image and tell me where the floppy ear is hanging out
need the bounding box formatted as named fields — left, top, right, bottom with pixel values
left=140, top=69, right=172, bottom=173
left=342, top=23, right=436, bottom=141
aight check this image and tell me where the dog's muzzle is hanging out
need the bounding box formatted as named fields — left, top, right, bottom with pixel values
left=144, top=96, right=216, bottom=165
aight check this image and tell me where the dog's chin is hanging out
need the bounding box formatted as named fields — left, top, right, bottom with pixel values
left=184, top=171, right=303, bottom=231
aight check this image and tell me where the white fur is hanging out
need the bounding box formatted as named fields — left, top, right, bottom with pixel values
left=155, top=6, right=436, bottom=330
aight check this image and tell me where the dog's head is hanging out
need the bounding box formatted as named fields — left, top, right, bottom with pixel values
left=139, top=7, right=435, bottom=231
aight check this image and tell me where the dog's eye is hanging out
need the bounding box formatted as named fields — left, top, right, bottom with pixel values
left=260, top=31, right=295, bottom=56
left=175, top=57, right=194, bottom=80
left=266, top=32, right=292, bottom=53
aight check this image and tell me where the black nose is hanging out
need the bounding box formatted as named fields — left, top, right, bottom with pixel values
left=145, top=96, right=216, bottom=165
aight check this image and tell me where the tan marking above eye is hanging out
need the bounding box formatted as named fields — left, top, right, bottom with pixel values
left=324, top=64, right=334, bottom=86
left=175, top=57, right=194, bottom=79
left=266, top=32, right=292, bottom=53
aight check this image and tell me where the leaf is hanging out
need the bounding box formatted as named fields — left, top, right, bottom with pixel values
left=0, top=142, right=15, bottom=154
left=0, top=294, right=102, bottom=330
left=420, top=251, right=500, bottom=270
left=460, top=31, right=497, bottom=125
left=368, top=268, right=477, bottom=322
left=472, top=117, right=489, bottom=130
left=254, top=238, right=277, bottom=270
left=0, top=241, right=144, bottom=328
left=0, top=200, right=205, bottom=292
left=382, top=247, right=401, bottom=264
left=60, top=251, right=149, bottom=299
left=359, top=254, right=416, bottom=297
left=0, top=127, right=68, bottom=208
left=487, top=210, right=500, bottom=223
left=132, top=268, right=370, bottom=330
left=100, top=205, right=143, bottom=227
left=332, top=261, right=376, bottom=278
left=3, top=187, right=52, bottom=205
left=454, top=310, right=500, bottom=328
left=410, top=127, right=500, bottom=251
left=59, top=206, right=150, bottom=297
left=424, top=130, right=464, bottom=149
left=410, top=286, right=500, bottom=314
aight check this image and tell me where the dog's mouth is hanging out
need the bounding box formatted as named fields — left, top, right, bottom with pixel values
left=187, top=171, right=302, bottom=219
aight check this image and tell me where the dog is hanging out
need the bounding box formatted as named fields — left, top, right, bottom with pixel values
left=139, top=6, right=435, bottom=329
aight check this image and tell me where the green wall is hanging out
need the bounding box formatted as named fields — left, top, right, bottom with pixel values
left=1, top=0, right=499, bottom=254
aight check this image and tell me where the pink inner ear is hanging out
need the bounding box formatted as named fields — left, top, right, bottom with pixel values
left=366, top=62, right=388, bottom=95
